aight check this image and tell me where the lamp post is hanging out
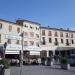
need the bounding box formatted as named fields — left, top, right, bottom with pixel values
left=3, top=42, right=7, bottom=59
left=20, top=32, right=24, bottom=67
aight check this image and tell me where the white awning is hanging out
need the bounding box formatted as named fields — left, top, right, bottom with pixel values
left=5, top=50, right=20, bottom=54
left=30, top=51, right=40, bottom=55
left=23, top=46, right=42, bottom=51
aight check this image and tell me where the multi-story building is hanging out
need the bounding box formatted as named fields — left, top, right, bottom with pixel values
left=0, top=19, right=22, bottom=59
left=0, top=19, right=41, bottom=63
left=40, top=27, right=75, bottom=57
left=0, top=19, right=75, bottom=63
left=16, top=20, right=41, bottom=62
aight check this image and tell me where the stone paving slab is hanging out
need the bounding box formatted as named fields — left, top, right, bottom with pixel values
left=10, top=65, right=75, bottom=75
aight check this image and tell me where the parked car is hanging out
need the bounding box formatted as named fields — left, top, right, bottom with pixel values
left=69, top=54, right=75, bottom=66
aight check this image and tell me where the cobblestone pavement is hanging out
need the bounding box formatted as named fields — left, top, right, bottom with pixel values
left=10, top=65, right=75, bottom=75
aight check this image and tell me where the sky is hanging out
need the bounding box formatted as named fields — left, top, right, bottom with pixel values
left=0, top=0, right=75, bottom=30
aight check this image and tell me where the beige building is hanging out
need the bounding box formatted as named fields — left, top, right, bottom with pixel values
left=40, top=27, right=75, bottom=57
left=0, top=19, right=75, bottom=62
left=0, top=19, right=41, bottom=61
left=16, top=20, right=41, bottom=60
left=0, top=19, right=22, bottom=58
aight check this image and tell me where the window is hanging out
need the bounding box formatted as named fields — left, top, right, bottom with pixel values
left=7, top=39, right=11, bottom=44
left=24, top=32, right=28, bottom=37
left=71, top=33, right=73, bottom=38
left=17, top=27, right=20, bottom=33
left=0, top=34, right=1, bottom=43
left=24, top=24, right=28, bottom=28
left=54, top=38, right=58, bottom=45
left=66, top=39, right=69, bottom=46
left=36, top=42, right=39, bottom=47
left=0, top=23, right=2, bottom=29
left=72, top=40, right=74, bottom=44
left=30, top=41, right=34, bottom=45
left=55, top=31, right=58, bottom=37
left=61, top=39, right=63, bottom=43
left=36, top=34, right=39, bottom=38
left=30, top=32, right=34, bottom=37
left=48, top=31, right=52, bottom=36
left=36, top=27, right=37, bottom=30
left=30, top=25, right=32, bottom=29
left=16, top=40, right=20, bottom=44
left=42, top=30, right=45, bottom=35
left=49, top=38, right=52, bottom=43
left=24, top=41, right=28, bottom=46
left=55, top=38, right=57, bottom=42
left=9, top=25, right=12, bottom=32
left=60, top=32, right=63, bottom=37
left=66, top=33, right=69, bottom=38
left=42, top=37, right=46, bottom=45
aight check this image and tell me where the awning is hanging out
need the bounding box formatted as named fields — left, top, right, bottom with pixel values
left=5, top=50, right=20, bottom=54
left=23, top=46, right=42, bottom=51
left=56, top=47, right=75, bottom=51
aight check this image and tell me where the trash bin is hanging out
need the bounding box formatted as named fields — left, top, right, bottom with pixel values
left=0, top=65, right=5, bottom=75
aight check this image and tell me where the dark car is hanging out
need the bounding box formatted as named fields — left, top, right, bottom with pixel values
left=69, top=54, right=75, bottom=66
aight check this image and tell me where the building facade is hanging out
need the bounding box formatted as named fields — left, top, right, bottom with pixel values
left=40, top=27, right=75, bottom=57
left=0, top=19, right=75, bottom=63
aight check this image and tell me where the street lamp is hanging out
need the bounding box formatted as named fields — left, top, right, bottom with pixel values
left=3, top=42, right=7, bottom=59
left=20, top=32, right=24, bottom=67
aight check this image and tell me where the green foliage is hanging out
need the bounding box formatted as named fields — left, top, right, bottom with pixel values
left=0, top=59, right=10, bottom=69
left=60, top=57, right=68, bottom=64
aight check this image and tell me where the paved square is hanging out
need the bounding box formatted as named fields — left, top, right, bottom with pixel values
left=11, top=65, right=75, bottom=75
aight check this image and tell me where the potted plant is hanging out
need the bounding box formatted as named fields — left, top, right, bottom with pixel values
left=47, top=56, right=53, bottom=66
left=0, top=59, right=10, bottom=75
left=60, top=57, right=70, bottom=70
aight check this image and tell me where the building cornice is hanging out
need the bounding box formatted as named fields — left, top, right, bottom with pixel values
left=41, top=26, right=75, bottom=33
